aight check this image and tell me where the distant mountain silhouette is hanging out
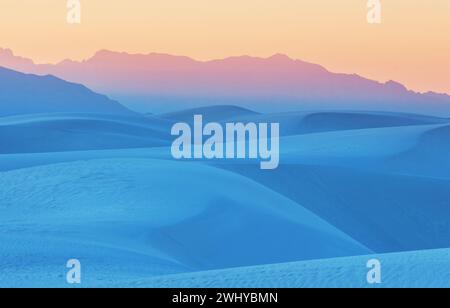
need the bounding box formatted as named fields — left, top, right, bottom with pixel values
left=0, top=66, right=133, bottom=116
left=1, top=48, right=450, bottom=115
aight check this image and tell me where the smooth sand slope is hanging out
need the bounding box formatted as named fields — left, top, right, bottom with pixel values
left=1, top=107, right=450, bottom=287
left=0, top=158, right=369, bottom=287
left=126, top=248, right=450, bottom=288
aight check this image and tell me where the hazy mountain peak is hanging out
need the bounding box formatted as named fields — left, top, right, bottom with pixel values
left=385, top=80, right=409, bottom=92
left=0, top=66, right=133, bottom=116
left=268, top=53, right=292, bottom=61
left=0, top=47, right=13, bottom=56
left=0, top=47, right=36, bottom=71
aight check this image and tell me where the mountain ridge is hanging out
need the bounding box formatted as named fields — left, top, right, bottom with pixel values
left=3, top=48, right=446, bottom=94
left=0, top=66, right=134, bottom=116
left=1, top=48, right=450, bottom=115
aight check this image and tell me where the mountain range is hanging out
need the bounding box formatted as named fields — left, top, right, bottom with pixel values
left=0, top=66, right=132, bottom=117
left=1, top=48, right=450, bottom=115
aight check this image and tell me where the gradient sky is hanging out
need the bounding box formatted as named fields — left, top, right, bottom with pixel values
left=0, top=0, right=449, bottom=94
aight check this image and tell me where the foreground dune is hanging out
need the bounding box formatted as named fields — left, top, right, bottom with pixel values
left=0, top=158, right=369, bottom=287
left=125, top=248, right=450, bottom=288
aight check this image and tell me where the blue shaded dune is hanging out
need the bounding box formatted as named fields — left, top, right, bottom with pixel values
left=128, top=248, right=450, bottom=288
left=0, top=158, right=369, bottom=287
left=0, top=113, right=172, bottom=153
left=1, top=100, right=450, bottom=287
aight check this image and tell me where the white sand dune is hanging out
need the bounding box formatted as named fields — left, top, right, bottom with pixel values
left=230, top=110, right=449, bottom=136
left=1, top=108, right=450, bottom=287
left=0, top=158, right=370, bottom=287
left=124, top=248, right=450, bottom=288
left=0, top=113, right=173, bottom=153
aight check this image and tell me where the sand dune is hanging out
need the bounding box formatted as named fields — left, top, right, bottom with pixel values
left=0, top=113, right=172, bottom=154
left=0, top=158, right=370, bottom=287
left=1, top=107, right=449, bottom=287
left=125, top=248, right=450, bottom=288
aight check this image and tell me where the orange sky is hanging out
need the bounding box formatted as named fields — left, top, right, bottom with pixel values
left=0, top=0, right=449, bottom=94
